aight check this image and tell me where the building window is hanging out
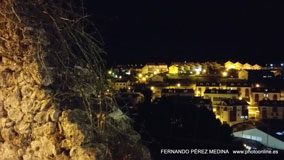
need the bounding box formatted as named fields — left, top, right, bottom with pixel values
left=245, top=89, right=249, bottom=97
left=264, top=93, right=268, bottom=98
left=255, top=94, right=259, bottom=102
left=273, top=94, right=278, bottom=100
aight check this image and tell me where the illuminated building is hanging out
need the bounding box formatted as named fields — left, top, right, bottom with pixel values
left=195, top=82, right=222, bottom=96
left=141, top=63, right=168, bottom=75
left=258, top=100, right=284, bottom=120
left=114, top=80, right=131, bottom=91
left=251, top=88, right=281, bottom=105
left=203, top=89, right=239, bottom=105
left=252, top=64, right=261, bottom=70
left=226, top=82, right=251, bottom=101
left=216, top=99, right=248, bottom=126
left=238, top=70, right=248, bottom=80
left=234, top=62, right=243, bottom=70
left=224, top=61, right=262, bottom=70
left=233, top=128, right=284, bottom=150
left=242, top=63, right=252, bottom=70
left=225, top=61, right=235, bottom=69
left=150, top=74, right=165, bottom=82
left=161, top=89, right=194, bottom=97
left=169, top=65, right=179, bottom=74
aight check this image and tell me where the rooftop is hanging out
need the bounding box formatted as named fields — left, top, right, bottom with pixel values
left=196, top=82, right=221, bottom=87
left=204, top=89, right=239, bottom=94
left=258, top=100, right=284, bottom=107
left=162, top=89, right=194, bottom=94
left=226, top=82, right=251, bottom=87
left=251, top=88, right=281, bottom=93
left=222, top=99, right=248, bottom=106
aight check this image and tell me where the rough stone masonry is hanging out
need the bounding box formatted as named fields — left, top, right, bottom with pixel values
left=0, top=0, right=151, bottom=159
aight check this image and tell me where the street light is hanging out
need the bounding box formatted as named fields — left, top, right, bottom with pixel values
left=222, top=72, right=228, bottom=77
left=177, top=83, right=181, bottom=87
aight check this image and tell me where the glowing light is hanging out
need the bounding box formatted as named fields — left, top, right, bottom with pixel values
left=153, top=71, right=157, bottom=75
left=197, top=90, right=201, bottom=95
left=108, top=70, right=112, bottom=74
left=177, top=83, right=181, bottom=87
left=195, top=67, right=202, bottom=72
left=169, top=65, right=179, bottom=74
left=119, top=76, right=122, bottom=79
left=222, top=72, right=228, bottom=77
left=276, top=131, right=284, bottom=136
left=202, top=69, right=206, bottom=73
left=256, top=84, right=260, bottom=88
left=248, top=111, right=257, bottom=114
left=213, top=108, right=216, bottom=112
left=215, top=115, right=220, bottom=119
left=115, top=75, right=118, bottom=78
left=138, top=73, right=142, bottom=78
left=142, top=77, right=146, bottom=81
left=196, top=71, right=200, bottom=75
left=239, top=97, right=242, bottom=100
left=150, top=86, right=154, bottom=90
left=128, top=87, right=131, bottom=90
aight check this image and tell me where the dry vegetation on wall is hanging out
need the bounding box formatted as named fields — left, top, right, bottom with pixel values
left=0, top=0, right=151, bottom=159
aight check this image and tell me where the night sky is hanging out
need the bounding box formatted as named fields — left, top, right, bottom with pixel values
left=85, top=0, right=284, bottom=65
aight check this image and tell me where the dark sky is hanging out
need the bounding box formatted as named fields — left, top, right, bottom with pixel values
left=85, top=0, right=284, bottom=65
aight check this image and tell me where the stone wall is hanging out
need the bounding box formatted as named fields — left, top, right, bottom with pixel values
left=0, top=0, right=151, bottom=159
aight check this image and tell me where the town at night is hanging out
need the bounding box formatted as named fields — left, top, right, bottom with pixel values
left=108, top=61, right=284, bottom=159
left=1, top=0, right=284, bottom=160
